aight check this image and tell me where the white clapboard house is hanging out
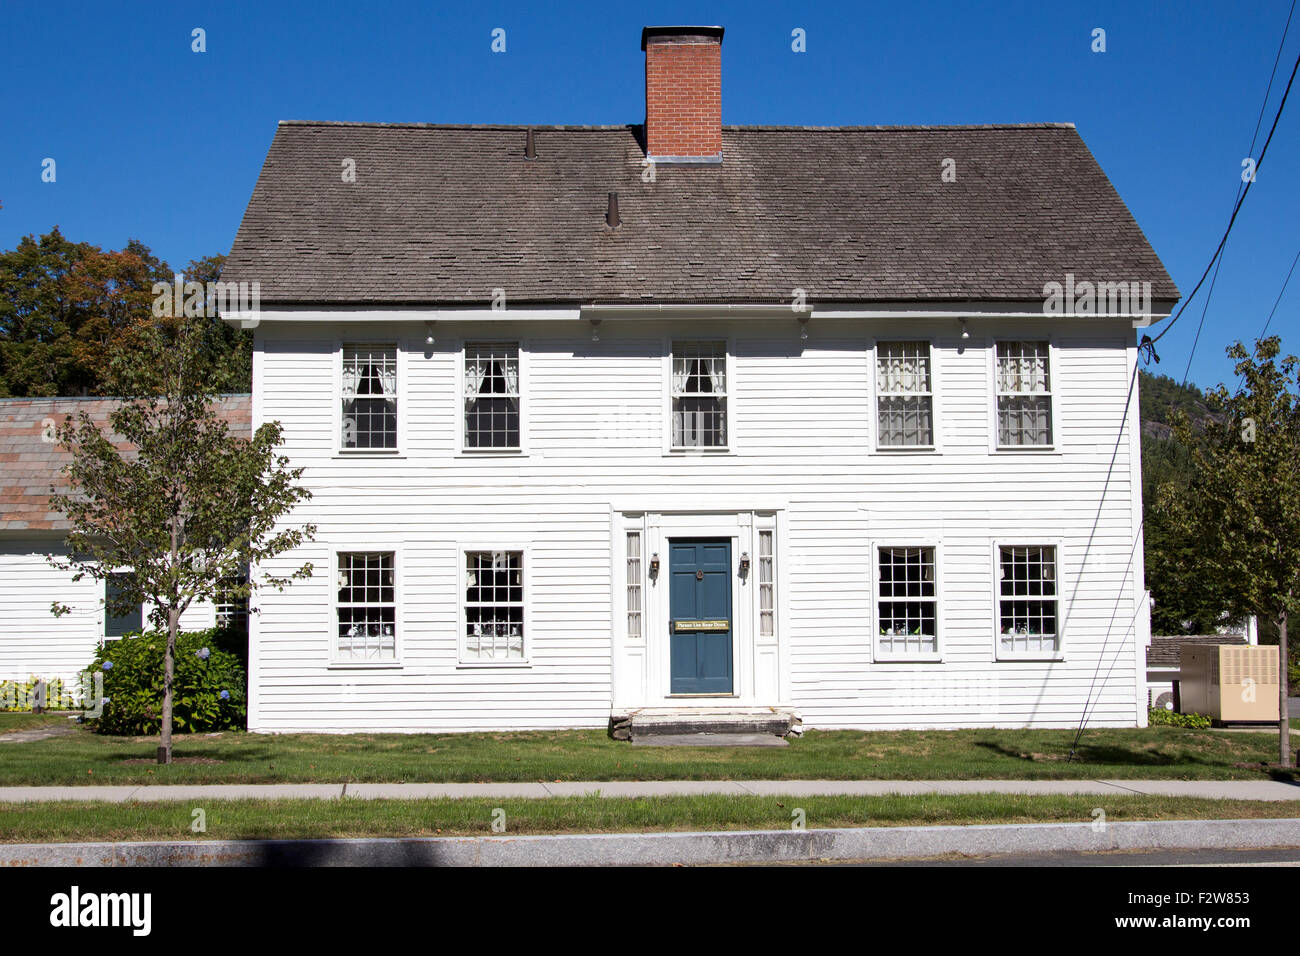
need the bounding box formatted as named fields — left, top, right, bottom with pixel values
left=218, top=25, right=1178, bottom=733
left=0, top=396, right=250, bottom=701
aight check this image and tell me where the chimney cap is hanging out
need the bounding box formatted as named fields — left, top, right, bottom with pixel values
left=640, top=25, right=724, bottom=50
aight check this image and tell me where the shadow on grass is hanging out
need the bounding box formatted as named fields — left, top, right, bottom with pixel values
left=972, top=740, right=1214, bottom=768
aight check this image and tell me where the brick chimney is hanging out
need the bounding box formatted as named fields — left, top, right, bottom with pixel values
left=641, top=26, right=724, bottom=164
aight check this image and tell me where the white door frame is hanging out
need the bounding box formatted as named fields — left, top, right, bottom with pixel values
left=611, top=508, right=785, bottom=710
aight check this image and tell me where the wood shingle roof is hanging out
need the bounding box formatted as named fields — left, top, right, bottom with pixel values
left=224, top=122, right=1178, bottom=307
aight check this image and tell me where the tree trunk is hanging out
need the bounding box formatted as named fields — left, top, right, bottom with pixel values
left=158, top=605, right=178, bottom=765
left=1280, top=608, right=1290, bottom=768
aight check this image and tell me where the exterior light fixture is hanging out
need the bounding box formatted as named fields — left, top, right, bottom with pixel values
left=960, top=319, right=970, bottom=340
left=591, top=318, right=601, bottom=343
left=425, top=321, right=436, bottom=346
left=739, top=552, right=751, bottom=574
left=649, top=552, right=660, bottom=577
left=798, top=316, right=810, bottom=341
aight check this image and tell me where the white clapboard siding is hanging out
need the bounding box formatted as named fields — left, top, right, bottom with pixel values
left=0, top=538, right=222, bottom=687
left=248, top=316, right=1147, bottom=732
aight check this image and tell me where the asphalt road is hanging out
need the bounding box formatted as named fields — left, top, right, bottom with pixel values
left=817, top=846, right=1300, bottom=867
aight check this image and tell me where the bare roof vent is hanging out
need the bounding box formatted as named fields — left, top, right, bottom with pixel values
left=524, top=128, right=536, bottom=160
left=606, top=191, right=621, bottom=228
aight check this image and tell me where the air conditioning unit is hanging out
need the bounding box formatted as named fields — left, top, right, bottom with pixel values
left=1179, top=644, right=1279, bottom=722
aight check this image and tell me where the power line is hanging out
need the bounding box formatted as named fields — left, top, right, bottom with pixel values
left=1072, top=9, right=1298, bottom=752
left=1177, top=0, right=1296, bottom=388
left=1257, top=246, right=1300, bottom=339
left=1151, top=41, right=1300, bottom=348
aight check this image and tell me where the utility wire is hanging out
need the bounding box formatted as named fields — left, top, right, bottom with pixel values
left=1150, top=42, right=1300, bottom=348
left=1177, top=0, right=1296, bottom=386
left=1072, top=9, right=1298, bottom=755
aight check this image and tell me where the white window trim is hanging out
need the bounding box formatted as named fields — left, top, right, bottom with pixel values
left=662, top=335, right=737, bottom=455
left=333, top=338, right=406, bottom=457
left=456, top=542, right=533, bottom=667
left=987, top=337, right=1061, bottom=454
left=328, top=546, right=405, bottom=669
left=992, top=538, right=1066, bottom=662
left=870, top=539, right=944, bottom=662
left=455, top=339, right=529, bottom=456
left=869, top=337, right=943, bottom=453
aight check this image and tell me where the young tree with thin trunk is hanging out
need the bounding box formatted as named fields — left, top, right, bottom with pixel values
left=1157, top=336, right=1300, bottom=766
left=48, top=314, right=314, bottom=763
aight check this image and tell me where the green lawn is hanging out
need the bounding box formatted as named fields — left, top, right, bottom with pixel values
left=2, top=714, right=1298, bottom=786
left=0, top=713, right=68, bottom=734
left=1, top=793, right=1297, bottom=843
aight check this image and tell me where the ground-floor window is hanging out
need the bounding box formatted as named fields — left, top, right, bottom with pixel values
left=336, top=552, right=396, bottom=661
left=876, top=546, right=938, bottom=656
left=997, top=544, right=1058, bottom=654
left=104, top=573, right=142, bottom=640
left=465, top=550, right=525, bottom=660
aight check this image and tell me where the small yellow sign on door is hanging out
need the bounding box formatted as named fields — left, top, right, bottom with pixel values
left=674, top=619, right=729, bottom=632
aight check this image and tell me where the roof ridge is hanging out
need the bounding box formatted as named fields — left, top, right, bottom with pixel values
left=0, top=393, right=252, bottom=403
left=275, top=120, right=1077, bottom=132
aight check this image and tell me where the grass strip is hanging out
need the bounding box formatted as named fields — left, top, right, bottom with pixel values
left=1, top=793, right=1298, bottom=843
left=1, top=721, right=1299, bottom=786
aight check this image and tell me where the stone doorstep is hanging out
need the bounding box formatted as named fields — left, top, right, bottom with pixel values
left=617, top=707, right=798, bottom=741
left=629, top=733, right=789, bottom=748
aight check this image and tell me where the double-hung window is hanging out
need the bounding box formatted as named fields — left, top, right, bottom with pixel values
left=336, top=552, right=397, bottom=661
left=464, top=343, right=521, bottom=450
left=671, top=341, right=727, bottom=449
left=997, top=545, right=1059, bottom=655
left=876, top=341, right=934, bottom=448
left=876, top=546, right=938, bottom=656
left=995, top=341, right=1052, bottom=447
left=341, top=345, right=398, bottom=450
left=464, top=550, right=525, bottom=661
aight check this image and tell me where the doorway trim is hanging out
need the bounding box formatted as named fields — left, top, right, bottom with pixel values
left=611, top=507, right=787, bottom=710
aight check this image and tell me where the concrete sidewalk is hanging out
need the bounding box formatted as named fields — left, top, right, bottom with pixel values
left=0, top=778, right=1297, bottom=803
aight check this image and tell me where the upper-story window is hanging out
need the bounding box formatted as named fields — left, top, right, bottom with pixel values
left=995, top=341, right=1052, bottom=447
left=876, top=341, right=934, bottom=448
left=341, top=345, right=398, bottom=450
left=671, top=340, right=727, bottom=449
left=464, top=343, right=521, bottom=450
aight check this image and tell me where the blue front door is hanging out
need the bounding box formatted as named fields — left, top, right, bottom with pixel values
left=669, top=539, right=733, bottom=694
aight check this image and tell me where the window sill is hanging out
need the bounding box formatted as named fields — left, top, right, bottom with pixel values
left=874, top=652, right=943, bottom=663
left=457, top=448, right=527, bottom=457
left=327, top=661, right=404, bottom=670
left=666, top=447, right=734, bottom=456
left=994, top=445, right=1058, bottom=454
left=335, top=449, right=404, bottom=459
left=875, top=446, right=939, bottom=454
left=456, top=660, right=532, bottom=669
left=996, top=651, right=1065, bottom=663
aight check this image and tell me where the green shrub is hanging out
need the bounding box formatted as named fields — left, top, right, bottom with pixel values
left=86, top=628, right=246, bottom=735
left=1148, top=706, right=1212, bottom=728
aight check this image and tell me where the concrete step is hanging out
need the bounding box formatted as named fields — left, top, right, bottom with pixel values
left=630, top=733, right=789, bottom=748
left=616, top=708, right=797, bottom=740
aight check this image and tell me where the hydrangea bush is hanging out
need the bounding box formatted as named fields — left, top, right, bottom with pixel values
left=85, top=627, right=246, bottom=735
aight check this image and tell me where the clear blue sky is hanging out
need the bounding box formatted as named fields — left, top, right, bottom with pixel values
left=2, top=0, right=1297, bottom=389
